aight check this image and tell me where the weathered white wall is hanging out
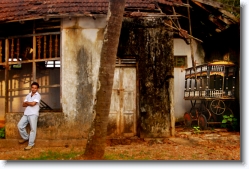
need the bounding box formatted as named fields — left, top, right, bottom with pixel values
left=61, top=17, right=106, bottom=122
left=173, top=38, right=205, bottom=121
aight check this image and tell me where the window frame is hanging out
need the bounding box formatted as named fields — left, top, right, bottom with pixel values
left=174, top=55, right=187, bottom=68
left=0, top=20, right=61, bottom=113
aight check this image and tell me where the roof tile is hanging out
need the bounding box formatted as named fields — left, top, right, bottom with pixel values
left=0, top=0, right=182, bottom=22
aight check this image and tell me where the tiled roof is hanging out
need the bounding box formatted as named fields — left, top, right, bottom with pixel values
left=0, top=0, right=182, bottom=22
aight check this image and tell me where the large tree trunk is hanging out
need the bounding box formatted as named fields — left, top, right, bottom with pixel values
left=83, top=0, right=126, bottom=160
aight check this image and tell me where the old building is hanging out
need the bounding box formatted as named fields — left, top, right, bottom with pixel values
left=0, top=0, right=240, bottom=142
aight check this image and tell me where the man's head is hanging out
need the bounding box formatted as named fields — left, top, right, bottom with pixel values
left=31, top=82, right=39, bottom=94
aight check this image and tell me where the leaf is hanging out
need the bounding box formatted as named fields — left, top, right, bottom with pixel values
left=222, top=119, right=227, bottom=123
left=228, top=118, right=233, bottom=122
left=230, top=114, right=234, bottom=118
left=223, top=115, right=229, bottom=119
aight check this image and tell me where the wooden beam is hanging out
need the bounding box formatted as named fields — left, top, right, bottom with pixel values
left=0, top=57, right=61, bottom=66
left=192, top=0, right=210, bottom=13
left=192, top=0, right=240, bottom=13
left=8, top=84, right=60, bottom=92
left=164, top=21, right=203, bottom=43
left=208, top=14, right=226, bottom=30
left=217, top=15, right=234, bottom=25
left=219, top=9, right=239, bottom=23
left=192, top=0, right=236, bottom=25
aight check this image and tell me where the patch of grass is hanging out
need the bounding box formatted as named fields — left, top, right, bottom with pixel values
left=191, top=153, right=200, bottom=160
left=18, top=150, right=83, bottom=160
left=103, top=154, right=118, bottom=160
left=104, top=153, right=134, bottom=160
left=104, top=151, right=151, bottom=160
left=177, top=155, right=184, bottom=160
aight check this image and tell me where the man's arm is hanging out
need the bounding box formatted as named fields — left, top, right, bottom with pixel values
left=22, top=102, right=28, bottom=107
left=23, top=101, right=37, bottom=107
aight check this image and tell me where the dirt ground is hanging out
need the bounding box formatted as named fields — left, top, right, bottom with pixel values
left=0, top=126, right=240, bottom=160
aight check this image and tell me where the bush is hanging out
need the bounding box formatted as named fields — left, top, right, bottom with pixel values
left=0, top=127, right=5, bottom=138
left=221, top=114, right=238, bottom=131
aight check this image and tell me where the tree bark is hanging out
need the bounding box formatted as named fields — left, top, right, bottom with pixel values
left=83, top=0, right=126, bottom=160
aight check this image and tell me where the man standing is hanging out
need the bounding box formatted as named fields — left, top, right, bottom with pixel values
left=17, top=82, right=41, bottom=150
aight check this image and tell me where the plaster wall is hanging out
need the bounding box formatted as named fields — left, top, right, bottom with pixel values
left=60, top=17, right=106, bottom=135
left=173, top=38, right=205, bottom=121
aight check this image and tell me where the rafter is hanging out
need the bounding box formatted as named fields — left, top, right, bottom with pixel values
left=192, top=0, right=240, bottom=13
left=193, top=1, right=236, bottom=25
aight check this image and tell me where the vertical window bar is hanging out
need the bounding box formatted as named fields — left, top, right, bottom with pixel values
left=44, top=35, right=46, bottom=58
left=17, top=38, right=20, bottom=61
left=49, top=35, right=52, bottom=58
left=0, top=40, right=2, bottom=63
left=225, top=67, right=229, bottom=96
left=55, top=34, right=58, bottom=58
left=213, top=75, right=216, bottom=90
left=38, top=36, right=41, bottom=59
left=11, top=38, right=14, bottom=61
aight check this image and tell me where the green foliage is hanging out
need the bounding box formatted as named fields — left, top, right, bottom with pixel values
left=216, top=0, right=240, bottom=18
left=193, top=126, right=200, bottom=134
left=18, top=150, right=82, bottom=160
left=0, top=127, right=5, bottom=138
left=221, top=114, right=238, bottom=131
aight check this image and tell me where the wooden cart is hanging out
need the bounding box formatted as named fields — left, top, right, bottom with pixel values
left=183, top=60, right=237, bottom=129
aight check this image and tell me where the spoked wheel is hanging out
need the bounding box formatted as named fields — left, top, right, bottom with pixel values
left=184, top=112, right=192, bottom=127
left=207, top=113, right=218, bottom=128
left=210, top=99, right=226, bottom=115
left=198, top=114, right=207, bottom=130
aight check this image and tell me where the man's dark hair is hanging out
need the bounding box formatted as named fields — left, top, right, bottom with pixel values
left=31, top=82, right=39, bottom=88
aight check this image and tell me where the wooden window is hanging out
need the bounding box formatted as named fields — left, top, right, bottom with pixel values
left=0, top=19, right=62, bottom=113
left=174, top=55, right=187, bottom=68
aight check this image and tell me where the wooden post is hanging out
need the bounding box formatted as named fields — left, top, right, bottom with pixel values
left=187, top=0, right=197, bottom=81
left=44, top=35, right=46, bottom=58
left=55, top=35, right=58, bottom=58
left=17, top=38, right=20, bottom=61
left=0, top=40, right=2, bottom=63
left=49, top=35, right=52, bottom=58
left=33, top=22, right=36, bottom=82
left=5, top=39, right=9, bottom=113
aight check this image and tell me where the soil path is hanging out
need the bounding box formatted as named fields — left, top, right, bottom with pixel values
left=0, top=127, right=240, bottom=160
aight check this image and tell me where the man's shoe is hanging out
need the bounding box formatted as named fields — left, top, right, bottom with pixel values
left=24, top=145, right=33, bottom=150
left=18, top=139, right=28, bottom=144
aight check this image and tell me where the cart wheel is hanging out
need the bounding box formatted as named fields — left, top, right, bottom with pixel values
left=210, top=99, right=226, bottom=115
left=208, top=113, right=217, bottom=128
left=198, top=114, right=207, bottom=130
left=184, top=112, right=192, bottom=127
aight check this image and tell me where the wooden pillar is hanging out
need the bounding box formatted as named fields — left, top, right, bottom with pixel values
left=0, top=40, right=2, bottom=63
left=32, top=22, right=36, bottom=82
left=5, top=39, right=9, bottom=113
